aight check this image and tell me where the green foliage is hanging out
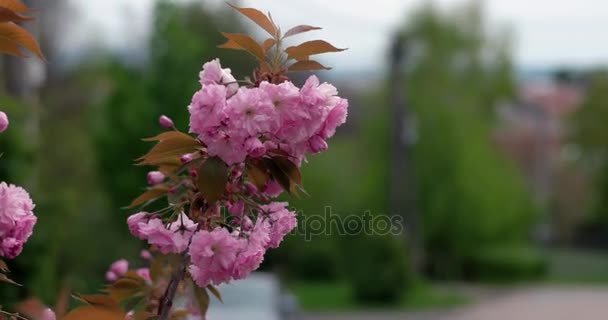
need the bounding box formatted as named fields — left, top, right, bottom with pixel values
left=463, top=245, right=547, bottom=282
left=401, top=3, right=539, bottom=279
left=343, top=235, right=411, bottom=304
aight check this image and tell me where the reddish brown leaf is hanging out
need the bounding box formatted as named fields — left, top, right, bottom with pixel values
left=264, top=156, right=302, bottom=195
left=0, top=36, right=24, bottom=57
left=137, top=132, right=199, bottom=166
left=0, top=22, right=44, bottom=59
left=0, top=273, right=21, bottom=286
left=196, top=157, right=228, bottom=204
left=73, top=294, right=121, bottom=309
left=285, top=40, right=345, bottom=60
left=262, top=38, right=275, bottom=53
left=0, top=259, right=7, bottom=272
left=0, top=7, right=32, bottom=22
left=128, top=186, right=169, bottom=208
left=207, top=284, right=223, bottom=303
left=219, top=32, right=266, bottom=62
left=193, top=284, right=210, bottom=316
left=217, top=39, right=243, bottom=50
left=227, top=3, right=277, bottom=36
left=62, top=306, right=126, bottom=320
left=0, top=0, right=30, bottom=13
left=288, top=60, right=331, bottom=72
left=15, top=298, right=47, bottom=319
left=105, top=275, right=146, bottom=302
left=246, top=161, right=269, bottom=190
left=284, top=25, right=322, bottom=38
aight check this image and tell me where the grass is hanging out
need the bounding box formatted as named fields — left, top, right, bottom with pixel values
left=288, top=281, right=468, bottom=311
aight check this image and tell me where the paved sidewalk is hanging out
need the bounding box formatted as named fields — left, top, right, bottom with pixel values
left=301, top=286, right=608, bottom=320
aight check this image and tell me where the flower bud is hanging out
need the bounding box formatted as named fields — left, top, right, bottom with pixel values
left=228, top=200, right=244, bottom=216
left=140, top=249, right=152, bottom=260
left=41, top=308, right=56, bottom=320
left=110, top=259, right=129, bottom=276
left=136, top=268, right=151, bottom=283
left=146, top=171, right=165, bottom=185
left=105, top=270, right=118, bottom=282
left=180, top=153, right=194, bottom=164
left=243, top=181, right=258, bottom=195
left=0, top=111, right=8, bottom=133
left=308, top=135, right=328, bottom=153
left=158, top=115, right=174, bottom=129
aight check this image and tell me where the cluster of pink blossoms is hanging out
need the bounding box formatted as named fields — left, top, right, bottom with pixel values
left=126, top=58, right=347, bottom=289
left=189, top=59, right=348, bottom=165
left=0, top=182, right=36, bottom=259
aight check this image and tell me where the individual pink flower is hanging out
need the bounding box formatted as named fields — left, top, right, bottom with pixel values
left=259, top=81, right=307, bottom=123
left=319, top=98, right=348, bottom=139
left=158, top=115, right=174, bottom=129
left=300, top=75, right=338, bottom=107
left=0, top=182, right=36, bottom=259
left=189, top=84, right=227, bottom=135
left=0, top=111, right=8, bottom=133
left=225, top=87, right=277, bottom=136
left=146, top=171, right=165, bottom=186
left=127, top=212, right=148, bottom=239
left=138, top=213, right=197, bottom=254
left=260, top=202, right=297, bottom=248
left=199, top=58, right=238, bottom=95
left=188, top=228, right=245, bottom=287
left=227, top=200, right=244, bottom=216
left=202, top=128, right=247, bottom=165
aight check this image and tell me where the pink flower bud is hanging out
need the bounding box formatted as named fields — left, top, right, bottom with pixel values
left=140, top=249, right=152, bottom=260
left=110, top=259, right=129, bottom=276
left=0, top=111, right=8, bottom=133
left=146, top=171, right=165, bottom=186
left=245, top=137, right=266, bottom=158
left=243, top=182, right=258, bottom=195
left=136, top=268, right=151, bottom=283
left=105, top=271, right=118, bottom=282
left=181, top=153, right=194, bottom=164
left=308, top=135, right=328, bottom=153
left=158, top=115, right=174, bottom=129
left=41, top=308, right=56, bottom=320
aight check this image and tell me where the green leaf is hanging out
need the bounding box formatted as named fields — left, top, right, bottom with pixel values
left=227, top=3, right=277, bottom=36
left=283, top=25, right=322, bottom=38
left=193, top=284, right=210, bottom=316
left=285, top=40, right=346, bottom=60
left=196, top=157, right=228, bottom=204
left=288, top=60, right=331, bottom=72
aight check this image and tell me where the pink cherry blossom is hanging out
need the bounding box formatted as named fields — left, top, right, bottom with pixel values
left=137, top=213, right=197, bottom=254
left=244, top=136, right=265, bottom=158
left=127, top=212, right=148, bottom=239
left=260, top=202, right=297, bottom=248
left=199, top=58, right=238, bottom=95
left=109, top=259, right=129, bottom=275
left=0, top=182, right=36, bottom=259
left=188, top=228, right=245, bottom=287
left=225, top=87, right=277, bottom=136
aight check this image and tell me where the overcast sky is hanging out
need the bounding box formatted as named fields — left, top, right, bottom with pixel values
left=68, top=0, right=608, bottom=72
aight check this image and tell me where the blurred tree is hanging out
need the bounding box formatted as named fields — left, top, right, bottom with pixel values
left=399, top=2, right=538, bottom=279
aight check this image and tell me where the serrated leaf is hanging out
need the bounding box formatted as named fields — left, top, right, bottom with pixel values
left=137, top=134, right=199, bottom=166
left=284, top=25, right=322, bottom=38
left=288, top=60, right=331, bottom=72
left=0, top=273, right=21, bottom=286
left=206, top=285, right=223, bottom=303
left=0, top=22, right=44, bottom=59
left=193, top=284, right=210, bottom=316
left=285, top=40, right=345, bottom=60
left=142, top=131, right=194, bottom=142
left=227, top=3, right=276, bottom=36
left=128, top=186, right=169, bottom=208
left=62, top=306, right=126, bottom=320
left=0, top=7, right=32, bottom=23
left=217, top=39, right=243, bottom=50
left=73, top=294, right=120, bottom=309
left=0, top=0, right=30, bottom=13
left=196, top=157, right=228, bottom=204
left=219, top=32, right=266, bottom=63
left=246, top=161, right=269, bottom=189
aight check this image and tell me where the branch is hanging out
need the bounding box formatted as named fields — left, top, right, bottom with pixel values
left=156, top=251, right=189, bottom=320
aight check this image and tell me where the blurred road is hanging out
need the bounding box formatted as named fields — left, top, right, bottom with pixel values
left=301, top=286, right=608, bottom=320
